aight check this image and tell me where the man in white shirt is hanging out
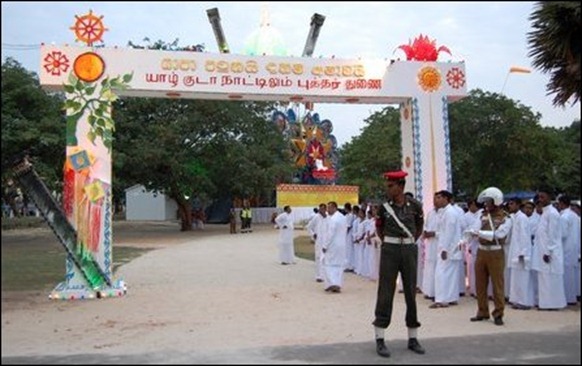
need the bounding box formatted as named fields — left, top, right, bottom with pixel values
left=322, top=201, right=347, bottom=293
left=431, top=190, right=462, bottom=308
left=531, top=188, right=566, bottom=310
left=421, top=200, right=439, bottom=300
left=307, top=203, right=328, bottom=282
left=506, top=198, right=534, bottom=309
left=275, top=206, right=295, bottom=265
left=557, top=195, right=580, bottom=305
left=463, top=199, right=483, bottom=297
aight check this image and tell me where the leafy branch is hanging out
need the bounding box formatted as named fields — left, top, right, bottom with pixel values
left=63, top=72, right=133, bottom=152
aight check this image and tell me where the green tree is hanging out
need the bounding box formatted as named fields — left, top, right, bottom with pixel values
left=113, top=96, right=291, bottom=230
left=1, top=58, right=65, bottom=213
left=448, top=89, right=559, bottom=196
left=111, top=38, right=293, bottom=230
left=527, top=1, right=581, bottom=107
left=545, top=120, right=581, bottom=196
left=338, top=107, right=401, bottom=200
left=338, top=90, right=580, bottom=204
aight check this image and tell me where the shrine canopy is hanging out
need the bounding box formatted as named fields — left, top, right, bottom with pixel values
left=40, top=45, right=466, bottom=104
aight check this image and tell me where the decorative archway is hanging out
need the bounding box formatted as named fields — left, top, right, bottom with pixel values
left=37, top=13, right=466, bottom=300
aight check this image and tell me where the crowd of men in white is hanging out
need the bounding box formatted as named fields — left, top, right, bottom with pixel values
left=289, top=194, right=582, bottom=309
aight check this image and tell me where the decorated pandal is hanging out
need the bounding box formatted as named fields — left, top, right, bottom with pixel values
left=272, top=107, right=339, bottom=185
left=36, top=7, right=467, bottom=300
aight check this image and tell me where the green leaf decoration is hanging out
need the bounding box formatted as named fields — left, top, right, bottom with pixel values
left=66, top=133, right=78, bottom=146
left=122, top=72, right=134, bottom=83
left=63, top=84, right=75, bottom=94
left=87, top=130, right=96, bottom=144
left=62, top=71, right=133, bottom=153
left=68, top=72, right=78, bottom=85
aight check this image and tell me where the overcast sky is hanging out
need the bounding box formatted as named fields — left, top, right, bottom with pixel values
left=2, top=1, right=580, bottom=147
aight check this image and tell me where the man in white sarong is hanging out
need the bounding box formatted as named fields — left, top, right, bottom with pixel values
left=531, top=188, right=566, bottom=310
left=451, top=200, right=467, bottom=297
left=463, top=199, right=483, bottom=297
left=322, top=201, right=347, bottom=293
left=306, top=203, right=328, bottom=283
left=506, top=198, right=534, bottom=309
left=343, top=203, right=356, bottom=272
left=353, top=208, right=367, bottom=276
left=431, top=190, right=462, bottom=308
left=522, top=200, right=540, bottom=304
left=421, top=199, right=439, bottom=300
left=274, top=205, right=295, bottom=265
left=364, top=208, right=380, bottom=280
left=557, top=195, right=581, bottom=305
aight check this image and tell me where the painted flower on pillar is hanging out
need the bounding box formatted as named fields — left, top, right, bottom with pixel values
left=417, top=66, right=442, bottom=93
left=43, top=51, right=70, bottom=76
left=446, top=67, right=466, bottom=89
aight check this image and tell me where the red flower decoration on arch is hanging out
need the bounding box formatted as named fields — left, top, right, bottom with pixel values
left=446, top=67, right=465, bottom=89
left=396, top=34, right=451, bottom=62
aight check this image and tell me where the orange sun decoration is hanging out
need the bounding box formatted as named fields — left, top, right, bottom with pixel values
left=70, top=10, right=108, bottom=46
left=417, top=66, right=442, bottom=93
left=73, top=52, right=105, bottom=82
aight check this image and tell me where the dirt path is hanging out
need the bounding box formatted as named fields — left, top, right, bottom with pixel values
left=1, top=222, right=580, bottom=358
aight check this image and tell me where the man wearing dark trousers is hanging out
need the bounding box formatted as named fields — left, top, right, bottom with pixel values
left=372, top=170, right=425, bottom=358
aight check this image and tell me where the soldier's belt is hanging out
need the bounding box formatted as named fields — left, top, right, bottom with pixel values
left=383, top=236, right=415, bottom=245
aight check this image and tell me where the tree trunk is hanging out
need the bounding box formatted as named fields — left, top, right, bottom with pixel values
left=177, top=201, right=193, bottom=231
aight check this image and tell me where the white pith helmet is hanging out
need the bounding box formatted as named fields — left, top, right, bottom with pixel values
left=477, top=187, right=504, bottom=206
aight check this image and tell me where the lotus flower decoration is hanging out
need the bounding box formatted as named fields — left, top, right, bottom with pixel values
left=396, top=34, right=451, bottom=61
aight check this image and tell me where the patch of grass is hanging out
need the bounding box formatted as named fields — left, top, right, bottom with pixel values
left=1, top=243, right=152, bottom=291
left=1, top=216, right=45, bottom=230
left=1, top=243, right=66, bottom=291
left=294, top=235, right=315, bottom=261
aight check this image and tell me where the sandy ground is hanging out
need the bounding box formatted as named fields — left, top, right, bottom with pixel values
left=1, top=222, right=580, bottom=358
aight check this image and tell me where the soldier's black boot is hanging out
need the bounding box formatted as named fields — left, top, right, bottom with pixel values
left=408, top=338, right=426, bottom=354
left=375, top=338, right=391, bottom=358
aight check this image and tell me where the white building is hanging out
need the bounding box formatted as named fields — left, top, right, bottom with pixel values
left=125, top=185, right=177, bottom=221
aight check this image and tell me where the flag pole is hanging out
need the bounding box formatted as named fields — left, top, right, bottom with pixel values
left=501, top=66, right=531, bottom=94
left=500, top=71, right=510, bottom=94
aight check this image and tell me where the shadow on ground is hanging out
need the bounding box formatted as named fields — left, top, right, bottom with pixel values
left=2, top=329, right=580, bottom=364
